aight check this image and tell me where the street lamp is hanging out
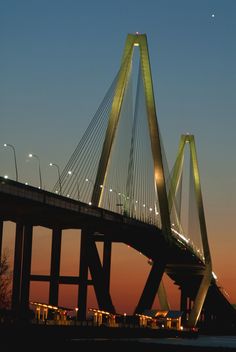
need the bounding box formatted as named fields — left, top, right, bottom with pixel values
left=99, top=184, right=113, bottom=209
left=29, top=153, right=42, bottom=189
left=68, top=171, right=80, bottom=200
left=50, top=162, right=62, bottom=195
left=75, top=307, right=78, bottom=321
left=3, top=143, right=18, bottom=181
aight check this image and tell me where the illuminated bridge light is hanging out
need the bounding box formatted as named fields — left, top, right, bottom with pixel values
left=171, top=228, right=190, bottom=244
left=212, top=272, right=217, bottom=280
left=89, top=308, right=112, bottom=316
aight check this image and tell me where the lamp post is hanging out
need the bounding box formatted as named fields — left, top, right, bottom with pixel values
left=4, top=143, right=18, bottom=181
left=68, top=171, right=80, bottom=200
left=99, top=184, right=113, bottom=210
left=50, top=163, right=62, bottom=195
left=75, top=307, right=78, bottom=322
left=29, top=153, right=42, bottom=189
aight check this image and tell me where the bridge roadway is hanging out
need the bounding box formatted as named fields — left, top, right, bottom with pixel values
left=0, top=177, right=235, bottom=325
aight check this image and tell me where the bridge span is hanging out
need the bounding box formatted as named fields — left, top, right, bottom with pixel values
left=0, top=176, right=235, bottom=328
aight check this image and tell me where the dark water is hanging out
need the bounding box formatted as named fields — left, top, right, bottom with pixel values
left=138, top=335, right=236, bottom=348
left=68, top=336, right=236, bottom=351
left=2, top=334, right=236, bottom=351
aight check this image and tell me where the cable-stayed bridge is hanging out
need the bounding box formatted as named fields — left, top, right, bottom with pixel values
left=0, top=33, right=235, bottom=329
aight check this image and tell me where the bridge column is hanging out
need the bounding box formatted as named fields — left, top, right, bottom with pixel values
left=134, top=260, right=166, bottom=314
left=49, top=228, right=62, bottom=306
left=0, top=220, right=3, bottom=261
left=103, top=239, right=112, bottom=292
left=180, top=287, right=188, bottom=323
left=20, top=224, right=33, bottom=313
left=12, top=223, right=24, bottom=312
left=77, top=228, right=89, bottom=320
left=78, top=232, right=115, bottom=319
left=87, top=236, right=115, bottom=314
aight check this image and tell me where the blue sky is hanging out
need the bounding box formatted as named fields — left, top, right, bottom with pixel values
left=1, top=0, right=236, bottom=303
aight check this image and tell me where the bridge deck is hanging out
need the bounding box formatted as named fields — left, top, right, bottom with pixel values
left=0, top=177, right=235, bottom=323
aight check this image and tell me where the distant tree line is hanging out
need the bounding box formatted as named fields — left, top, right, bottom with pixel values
left=0, top=251, right=11, bottom=309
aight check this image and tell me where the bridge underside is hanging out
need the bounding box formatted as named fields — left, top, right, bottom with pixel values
left=0, top=179, right=235, bottom=328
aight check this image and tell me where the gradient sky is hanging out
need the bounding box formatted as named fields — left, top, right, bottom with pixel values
left=0, top=0, right=236, bottom=314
